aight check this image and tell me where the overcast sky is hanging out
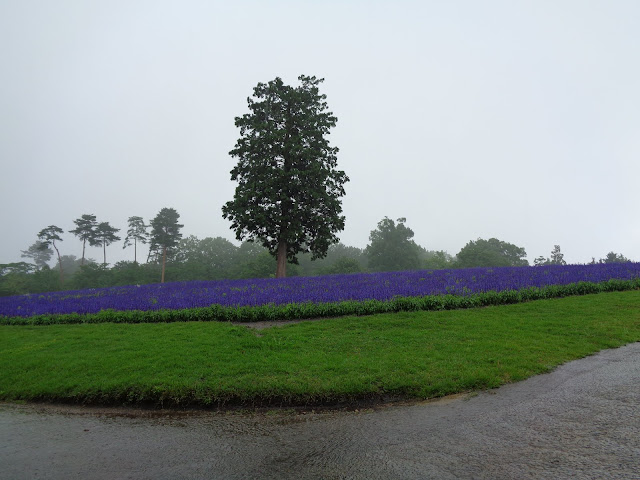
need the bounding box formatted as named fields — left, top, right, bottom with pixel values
left=1, top=0, right=639, bottom=267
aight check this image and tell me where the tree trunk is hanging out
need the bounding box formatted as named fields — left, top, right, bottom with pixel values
left=134, top=238, right=137, bottom=264
left=103, top=242, right=107, bottom=266
left=81, top=240, right=86, bottom=266
left=276, top=240, right=287, bottom=278
left=53, top=242, right=63, bottom=286
left=161, top=246, right=167, bottom=283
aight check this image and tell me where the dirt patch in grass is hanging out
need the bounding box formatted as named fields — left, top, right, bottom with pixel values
left=233, top=317, right=330, bottom=330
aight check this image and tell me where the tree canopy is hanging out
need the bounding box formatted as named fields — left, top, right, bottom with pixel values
left=421, top=250, right=455, bottom=270
left=174, top=236, right=237, bottom=281
left=150, top=208, right=184, bottom=283
left=123, top=216, right=148, bottom=264
left=600, top=251, right=629, bottom=264
left=21, top=241, right=53, bottom=269
left=37, top=225, right=65, bottom=285
left=456, top=238, right=529, bottom=268
left=94, top=222, right=121, bottom=266
left=69, top=214, right=98, bottom=265
left=366, top=217, right=422, bottom=272
left=222, top=75, right=349, bottom=278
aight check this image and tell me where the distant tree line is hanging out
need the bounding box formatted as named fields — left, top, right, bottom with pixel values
left=0, top=214, right=632, bottom=297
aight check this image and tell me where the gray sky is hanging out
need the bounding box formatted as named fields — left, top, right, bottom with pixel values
left=1, top=0, right=639, bottom=267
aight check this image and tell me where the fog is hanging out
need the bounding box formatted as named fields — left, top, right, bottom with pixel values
left=1, top=0, right=639, bottom=267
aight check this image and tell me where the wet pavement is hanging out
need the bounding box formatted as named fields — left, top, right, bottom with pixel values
left=1, top=342, right=639, bottom=479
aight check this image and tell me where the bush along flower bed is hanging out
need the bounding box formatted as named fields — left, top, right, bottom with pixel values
left=1, top=263, right=639, bottom=325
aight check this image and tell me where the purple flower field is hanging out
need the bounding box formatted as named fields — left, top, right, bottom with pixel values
left=1, top=262, right=639, bottom=318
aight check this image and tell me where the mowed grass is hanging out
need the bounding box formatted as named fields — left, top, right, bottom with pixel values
left=1, top=290, right=639, bottom=408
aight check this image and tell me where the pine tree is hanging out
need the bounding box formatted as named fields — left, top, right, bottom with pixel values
left=123, top=216, right=149, bottom=264
left=69, top=214, right=98, bottom=265
left=149, top=208, right=183, bottom=283
left=94, top=222, right=121, bottom=266
left=37, top=225, right=65, bottom=285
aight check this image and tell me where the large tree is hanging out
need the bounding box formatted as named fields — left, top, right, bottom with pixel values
left=149, top=207, right=183, bottom=283
left=56, top=255, right=86, bottom=277
left=0, top=262, right=36, bottom=296
left=94, top=222, right=121, bottom=266
left=123, top=216, right=148, bottom=264
left=421, top=250, right=455, bottom=270
left=37, top=225, right=65, bottom=285
left=456, top=238, right=529, bottom=268
left=313, top=242, right=367, bottom=275
left=600, top=251, right=629, bottom=263
left=174, top=236, right=238, bottom=280
left=69, top=214, right=98, bottom=265
left=222, top=75, right=349, bottom=278
left=365, top=217, right=422, bottom=272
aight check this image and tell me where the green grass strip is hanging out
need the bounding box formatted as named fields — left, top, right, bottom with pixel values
left=2, top=278, right=639, bottom=326
left=1, top=290, right=639, bottom=408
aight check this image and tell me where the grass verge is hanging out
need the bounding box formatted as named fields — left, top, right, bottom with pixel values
left=1, top=290, right=639, bottom=409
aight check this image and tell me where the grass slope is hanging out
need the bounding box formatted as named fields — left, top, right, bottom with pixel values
left=1, top=290, right=639, bottom=409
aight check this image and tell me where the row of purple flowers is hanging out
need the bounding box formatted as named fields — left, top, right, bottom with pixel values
left=1, top=262, right=639, bottom=318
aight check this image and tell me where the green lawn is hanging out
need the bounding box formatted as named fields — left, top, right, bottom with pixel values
left=1, top=290, right=638, bottom=408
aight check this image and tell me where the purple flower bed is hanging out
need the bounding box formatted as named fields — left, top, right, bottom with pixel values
left=1, top=263, right=639, bottom=318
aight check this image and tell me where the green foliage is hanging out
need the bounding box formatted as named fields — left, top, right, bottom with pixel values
left=37, top=225, right=64, bottom=245
left=0, top=272, right=29, bottom=296
left=110, top=261, right=160, bottom=286
left=69, top=214, right=98, bottom=265
left=150, top=208, right=183, bottom=256
left=0, top=265, right=58, bottom=297
left=550, top=245, right=566, bottom=265
left=366, top=217, right=422, bottom=272
left=225, top=243, right=301, bottom=280
left=325, top=243, right=367, bottom=266
left=0, top=262, right=36, bottom=275
left=150, top=208, right=184, bottom=283
left=295, top=243, right=367, bottom=276
left=533, top=255, right=549, bottom=266
left=69, top=263, right=114, bottom=289
left=222, top=75, right=348, bottom=276
left=174, top=236, right=238, bottom=281
left=57, top=255, right=89, bottom=277
left=20, top=241, right=53, bottom=269
left=31, top=267, right=59, bottom=293
left=600, top=251, right=629, bottom=264
left=456, top=238, right=529, bottom=268
left=318, top=256, right=362, bottom=275
left=421, top=250, right=455, bottom=270
left=94, top=221, right=121, bottom=265
left=231, top=250, right=277, bottom=279
left=37, top=225, right=65, bottom=285
left=123, top=216, right=148, bottom=264
left=0, top=263, right=36, bottom=296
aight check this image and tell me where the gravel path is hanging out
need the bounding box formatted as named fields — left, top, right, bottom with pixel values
left=1, top=342, right=639, bottom=479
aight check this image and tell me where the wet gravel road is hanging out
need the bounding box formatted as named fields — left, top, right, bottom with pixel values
left=1, top=342, right=639, bottom=479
